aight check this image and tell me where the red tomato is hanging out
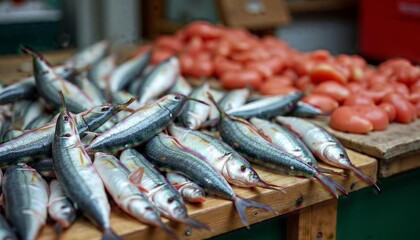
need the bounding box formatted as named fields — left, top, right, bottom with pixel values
left=382, top=93, right=415, bottom=123
left=415, top=102, right=420, bottom=117
left=312, top=81, right=350, bottom=102
left=150, top=49, right=174, bottom=65
left=295, top=76, right=313, bottom=92
left=154, top=35, right=183, bottom=52
left=188, top=60, right=214, bottom=78
left=183, top=21, right=222, bottom=40
left=346, top=82, right=366, bottom=93
left=395, top=66, right=420, bottom=85
left=214, top=59, right=242, bottom=77
left=310, top=63, right=347, bottom=84
left=379, top=103, right=396, bottom=122
left=282, top=69, right=298, bottom=81
left=214, top=38, right=232, bottom=57
left=361, top=85, right=394, bottom=103
left=308, top=50, right=331, bottom=61
left=220, top=70, right=263, bottom=90
left=349, top=67, right=364, bottom=82
left=294, top=60, right=316, bottom=76
left=410, top=81, right=420, bottom=93
left=409, top=93, right=420, bottom=104
left=330, top=106, right=373, bottom=134
left=392, top=83, right=410, bottom=97
left=179, top=54, right=194, bottom=76
left=185, top=37, right=204, bottom=54
left=367, top=74, right=388, bottom=88
left=259, top=85, right=299, bottom=96
left=302, top=94, right=339, bottom=113
left=246, top=61, right=274, bottom=79
left=265, top=76, right=294, bottom=87
left=352, top=105, right=389, bottom=131
left=343, top=94, right=375, bottom=106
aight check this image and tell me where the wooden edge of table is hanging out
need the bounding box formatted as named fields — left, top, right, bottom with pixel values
left=378, top=150, right=420, bottom=178
left=38, top=149, right=377, bottom=240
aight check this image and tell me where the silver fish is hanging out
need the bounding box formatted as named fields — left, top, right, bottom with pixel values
left=219, top=88, right=250, bottom=111
left=52, top=95, right=120, bottom=240
left=12, top=100, right=43, bottom=130
left=74, top=72, right=106, bottom=105
left=168, top=76, right=192, bottom=96
left=288, top=101, right=323, bottom=117
left=226, top=92, right=302, bottom=119
left=208, top=88, right=225, bottom=121
left=28, top=158, right=56, bottom=179
left=166, top=172, right=206, bottom=203
left=2, top=129, right=24, bottom=142
left=144, top=133, right=275, bottom=229
left=0, top=213, right=17, bottom=240
left=120, top=149, right=208, bottom=230
left=108, top=51, right=151, bottom=92
left=180, top=82, right=211, bottom=129
left=275, top=116, right=380, bottom=191
left=89, top=54, right=116, bottom=90
left=48, top=180, right=77, bottom=233
left=25, top=113, right=53, bottom=130
left=137, top=57, right=179, bottom=106
left=94, top=152, right=177, bottom=238
left=3, top=163, right=48, bottom=240
left=64, top=40, right=110, bottom=70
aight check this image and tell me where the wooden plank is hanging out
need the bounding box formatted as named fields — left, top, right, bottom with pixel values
left=288, top=0, right=357, bottom=13
left=37, top=149, right=377, bottom=240
left=287, top=199, right=337, bottom=240
left=379, top=151, right=420, bottom=178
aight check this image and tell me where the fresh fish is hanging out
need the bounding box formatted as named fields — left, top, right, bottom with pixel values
left=48, top=180, right=77, bottom=233
left=108, top=51, right=151, bottom=92
left=137, top=57, right=179, bottom=106
left=0, top=115, right=12, bottom=143
left=89, top=54, right=116, bottom=90
left=3, top=163, right=49, bottom=240
left=52, top=94, right=120, bottom=240
left=208, top=94, right=347, bottom=198
left=0, top=100, right=131, bottom=167
left=94, top=153, right=177, bottom=238
left=180, top=83, right=211, bottom=129
left=0, top=213, right=17, bottom=240
left=166, top=172, right=206, bottom=203
left=74, top=72, right=106, bottom=105
left=168, top=124, right=282, bottom=190
left=3, top=129, right=24, bottom=142
left=86, top=94, right=187, bottom=153
left=29, top=158, right=56, bottom=179
left=219, top=88, right=250, bottom=111
left=288, top=101, right=323, bottom=117
left=226, top=92, right=302, bottom=119
left=275, top=116, right=380, bottom=191
left=208, top=89, right=225, bottom=120
left=120, top=149, right=208, bottom=230
left=12, top=100, right=43, bottom=130
left=64, top=40, right=110, bottom=70
left=22, top=46, right=96, bottom=113
left=25, top=113, right=53, bottom=130
left=144, top=133, right=275, bottom=229
left=168, top=76, right=192, bottom=96
left=111, top=91, right=142, bottom=109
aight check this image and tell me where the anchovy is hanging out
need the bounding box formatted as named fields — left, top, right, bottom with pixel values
left=226, top=92, right=302, bottom=119
left=74, top=72, right=106, bottom=105
left=120, top=149, right=208, bottom=230
left=29, top=158, right=56, bottom=179
left=168, top=76, right=192, bottom=96
left=275, top=116, right=380, bottom=191
left=137, top=57, right=179, bottom=106
left=86, top=94, right=187, bottom=153
left=94, top=152, right=177, bottom=238
left=208, top=94, right=347, bottom=198
left=0, top=100, right=131, bottom=167
left=3, top=163, right=49, bottom=240
left=64, top=40, right=110, bottom=70
left=22, top=46, right=96, bottom=113
left=144, top=133, right=274, bottom=229
left=0, top=213, right=17, bottom=240
left=219, top=88, right=250, bottom=111
left=179, top=83, right=211, bottom=129
left=168, top=124, right=282, bottom=190
left=52, top=95, right=120, bottom=240
left=89, top=54, right=116, bottom=91
left=288, top=101, right=323, bottom=117
left=108, top=51, right=151, bottom=92
left=166, top=172, right=206, bottom=203
left=48, top=180, right=77, bottom=233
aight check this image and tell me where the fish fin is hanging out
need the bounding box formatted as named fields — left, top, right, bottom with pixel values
left=128, top=168, right=149, bottom=193
left=83, top=131, right=101, bottom=137
left=102, top=228, right=122, bottom=240
left=124, top=108, right=137, bottom=114
left=207, top=92, right=228, bottom=120
left=254, top=180, right=287, bottom=194
left=314, top=173, right=348, bottom=199
left=54, top=222, right=63, bottom=235
left=158, top=222, right=179, bottom=240
left=349, top=165, right=380, bottom=192
left=256, top=129, right=273, bottom=143
left=317, top=167, right=346, bottom=176
left=180, top=217, right=210, bottom=231
left=119, top=97, right=138, bottom=110
left=233, top=196, right=276, bottom=230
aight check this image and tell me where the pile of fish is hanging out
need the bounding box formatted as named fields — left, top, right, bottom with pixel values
left=0, top=40, right=379, bottom=240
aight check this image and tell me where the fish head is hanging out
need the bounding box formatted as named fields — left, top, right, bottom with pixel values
left=50, top=201, right=77, bottom=229
left=80, top=102, right=127, bottom=130
left=323, top=145, right=350, bottom=166
left=180, top=186, right=206, bottom=203
left=129, top=199, right=162, bottom=224
left=152, top=188, right=187, bottom=219
left=55, top=109, right=79, bottom=146
left=161, top=94, right=188, bottom=117
left=225, top=158, right=260, bottom=187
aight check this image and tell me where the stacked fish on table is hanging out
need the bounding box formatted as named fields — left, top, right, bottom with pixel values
left=0, top=40, right=379, bottom=240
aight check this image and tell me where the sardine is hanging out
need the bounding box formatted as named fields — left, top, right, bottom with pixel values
left=0, top=100, right=131, bottom=167
left=108, top=51, right=151, bottom=92
left=219, top=88, right=250, bottom=111
left=0, top=213, right=17, bottom=240
left=166, top=172, right=206, bottom=203
left=3, top=163, right=48, bottom=240
left=22, top=46, right=96, bottom=113
left=64, top=40, right=110, bottom=70
left=89, top=54, right=116, bottom=91
left=94, top=152, right=177, bottom=238
left=226, top=92, right=302, bottom=119
left=137, top=57, right=179, bottom=106
left=86, top=94, right=187, bottom=153
left=120, top=149, right=208, bottom=230
left=48, top=180, right=77, bottom=233
left=180, top=83, right=211, bottom=129
left=144, top=133, right=274, bottom=229
left=52, top=94, right=120, bottom=240
left=168, top=124, right=282, bottom=190
left=168, top=76, right=192, bottom=96
left=208, top=94, right=347, bottom=198
left=74, top=72, right=106, bottom=105
left=288, top=101, right=323, bottom=117
left=275, top=116, right=380, bottom=191
left=29, top=158, right=56, bottom=179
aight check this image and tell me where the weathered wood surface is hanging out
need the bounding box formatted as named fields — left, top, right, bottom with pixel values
left=38, top=149, right=377, bottom=240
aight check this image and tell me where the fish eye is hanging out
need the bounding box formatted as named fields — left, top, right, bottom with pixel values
left=167, top=197, right=175, bottom=204
left=240, top=165, right=247, bottom=172
left=63, top=116, right=69, bottom=122
left=101, top=107, right=110, bottom=112
left=145, top=207, right=153, bottom=211
left=339, top=153, right=345, bottom=158
left=174, top=95, right=181, bottom=100
left=63, top=133, right=71, bottom=137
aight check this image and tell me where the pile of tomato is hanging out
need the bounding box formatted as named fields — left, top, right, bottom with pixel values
left=145, top=21, right=420, bottom=134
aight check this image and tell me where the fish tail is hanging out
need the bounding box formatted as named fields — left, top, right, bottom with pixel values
left=102, top=228, right=122, bottom=240
left=254, top=180, right=287, bottom=194
left=314, top=173, right=348, bottom=199
left=181, top=217, right=210, bottom=231
left=158, top=222, right=180, bottom=240
left=349, top=164, right=380, bottom=192
left=233, top=196, right=276, bottom=230
left=317, top=167, right=346, bottom=176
